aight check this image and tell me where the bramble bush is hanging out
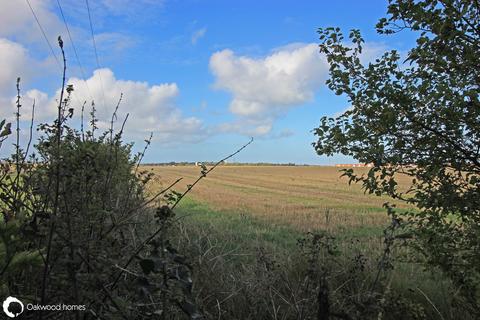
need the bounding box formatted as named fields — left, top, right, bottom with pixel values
left=2, top=1, right=479, bottom=315
left=0, top=38, right=201, bottom=319
left=0, top=49, right=409, bottom=319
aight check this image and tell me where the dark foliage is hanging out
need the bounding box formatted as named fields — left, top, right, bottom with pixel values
left=314, top=0, right=480, bottom=314
left=0, top=38, right=202, bottom=319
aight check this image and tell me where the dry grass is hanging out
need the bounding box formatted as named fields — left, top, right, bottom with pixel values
left=145, top=165, right=412, bottom=233
left=142, top=165, right=464, bottom=319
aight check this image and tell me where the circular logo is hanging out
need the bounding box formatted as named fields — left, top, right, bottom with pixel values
left=2, top=296, right=24, bottom=318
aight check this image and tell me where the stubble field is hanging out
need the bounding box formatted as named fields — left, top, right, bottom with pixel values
left=145, top=165, right=420, bottom=265
left=146, top=165, right=412, bottom=233
left=141, top=165, right=458, bottom=318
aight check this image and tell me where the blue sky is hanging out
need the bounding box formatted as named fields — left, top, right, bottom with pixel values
left=0, top=0, right=416, bottom=164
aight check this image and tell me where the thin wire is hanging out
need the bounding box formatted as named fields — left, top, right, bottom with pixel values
left=56, top=0, right=94, bottom=103
left=85, top=0, right=106, bottom=109
left=25, top=0, right=84, bottom=109
left=25, top=0, right=61, bottom=69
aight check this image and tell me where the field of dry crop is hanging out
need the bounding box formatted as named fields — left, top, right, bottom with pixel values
left=142, top=165, right=457, bottom=317
left=145, top=165, right=412, bottom=233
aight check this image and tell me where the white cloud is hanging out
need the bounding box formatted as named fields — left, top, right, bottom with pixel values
left=191, top=27, right=207, bottom=45
left=359, top=42, right=390, bottom=64
left=0, top=38, right=56, bottom=120
left=217, top=120, right=294, bottom=140
left=0, top=0, right=207, bottom=147
left=0, top=0, right=64, bottom=45
left=209, top=43, right=328, bottom=135
left=0, top=0, right=138, bottom=68
left=209, top=42, right=391, bottom=136
left=218, top=120, right=273, bottom=137
left=17, top=68, right=207, bottom=144
left=0, top=39, right=32, bottom=94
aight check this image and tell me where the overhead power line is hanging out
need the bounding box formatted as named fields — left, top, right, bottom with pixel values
left=56, top=0, right=94, bottom=103
left=25, top=0, right=84, bottom=108
left=25, top=0, right=61, bottom=69
left=85, top=0, right=107, bottom=109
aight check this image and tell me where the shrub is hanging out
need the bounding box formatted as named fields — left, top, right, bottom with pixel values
left=314, top=0, right=480, bottom=314
left=0, top=39, right=201, bottom=319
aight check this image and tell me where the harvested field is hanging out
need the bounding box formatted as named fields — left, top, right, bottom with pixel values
left=140, top=165, right=464, bottom=319
left=145, top=165, right=412, bottom=233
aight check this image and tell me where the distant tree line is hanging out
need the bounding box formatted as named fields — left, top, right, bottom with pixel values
left=143, top=161, right=301, bottom=166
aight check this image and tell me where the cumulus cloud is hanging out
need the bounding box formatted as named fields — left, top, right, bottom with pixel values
left=0, top=38, right=56, bottom=120
left=17, top=68, right=207, bottom=144
left=209, top=43, right=328, bottom=135
left=191, top=27, right=207, bottom=45
left=0, top=39, right=32, bottom=94
left=209, top=42, right=391, bottom=136
left=0, top=0, right=206, bottom=147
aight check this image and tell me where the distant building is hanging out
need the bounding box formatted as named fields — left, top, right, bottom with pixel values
left=335, top=163, right=373, bottom=168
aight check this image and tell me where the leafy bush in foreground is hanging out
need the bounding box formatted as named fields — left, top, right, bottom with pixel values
left=314, top=0, right=480, bottom=314
left=0, top=39, right=201, bottom=319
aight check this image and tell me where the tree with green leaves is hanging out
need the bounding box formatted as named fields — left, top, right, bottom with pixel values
left=314, top=0, right=480, bottom=312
